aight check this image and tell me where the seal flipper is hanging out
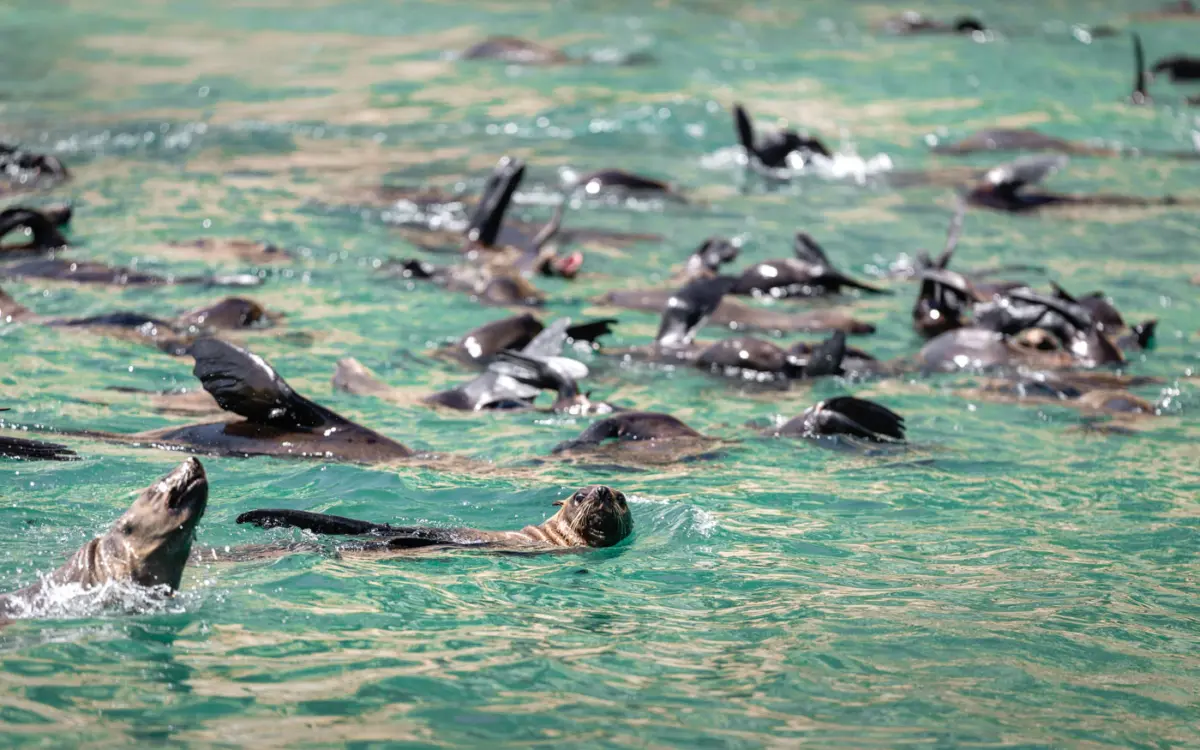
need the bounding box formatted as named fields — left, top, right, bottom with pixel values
left=0, top=208, right=69, bottom=251
left=191, top=338, right=345, bottom=430
left=469, top=158, right=525, bottom=247
left=1131, top=319, right=1156, bottom=349
left=565, top=318, right=617, bottom=345
left=656, top=276, right=738, bottom=347
left=811, top=396, right=906, bottom=442
left=493, top=349, right=580, bottom=398
left=465, top=156, right=513, bottom=241
left=0, top=435, right=78, bottom=461
left=803, top=331, right=847, bottom=377
left=794, top=234, right=889, bottom=295
left=734, top=103, right=757, bottom=160
left=237, top=509, right=393, bottom=535
left=1132, top=32, right=1150, bottom=105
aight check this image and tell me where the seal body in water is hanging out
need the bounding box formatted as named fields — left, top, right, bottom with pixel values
left=733, top=103, right=831, bottom=169
left=237, top=485, right=633, bottom=552
left=965, top=155, right=1190, bottom=213
left=61, top=339, right=415, bottom=463
left=460, top=36, right=571, bottom=65
left=550, top=411, right=718, bottom=465
left=0, top=458, right=208, bottom=619
left=440, top=313, right=615, bottom=368
left=0, top=206, right=70, bottom=255
left=729, top=233, right=888, bottom=299
left=767, top=397, right=907, bottom=445
left=881, top=11, right=986, bottom=35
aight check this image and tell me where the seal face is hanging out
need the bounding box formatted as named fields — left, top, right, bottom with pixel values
left=0, top=458, right=208, bottom=618
left=542, top=486, right=632, bottom=548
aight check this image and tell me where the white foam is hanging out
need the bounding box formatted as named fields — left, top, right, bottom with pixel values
left=2, top=577, right=199, bottom=621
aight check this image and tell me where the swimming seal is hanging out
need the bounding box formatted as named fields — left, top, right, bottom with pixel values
left=443, top=313, right=615, bottom=368
left=730, top=233, right=889, bottom=299
left=460, top=36, right=571, bottom=65
left=734, top=103, right=831, bottom=169
left=767, top=396, right=907, bottom=444
left=0, top=257, right=262, bottom=288
left=0, top=206, right=70, bottom=254
left=881, top=11, right=986, bottom=35
left=0, top=408, right=78, bottom=460
left=965, top=154, right=1189, bottom=213
left=0, top=458, right=207, bottom=619
left=568, top=168, right=684, bottom=202
left=492, top=349, right=621, bottom=415
left=0, top=143, right=69, bottom=193
left=551, top=411, right=711, bottom=459
left=237, top=485, right=632, bottom=554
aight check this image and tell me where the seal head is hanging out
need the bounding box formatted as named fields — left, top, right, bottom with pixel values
left=546, top=485, right=632, bottom=548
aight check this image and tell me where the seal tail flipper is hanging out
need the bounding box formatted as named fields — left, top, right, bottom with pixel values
left=0, top=435, right=78, bottom=461
left=237, top=509, right=394, bottom=535
left=565, top=318, right=617, bottom=345
left=821, top=396, right=907, bottom=442
left=468, top=157, right=525, bottom=247
left=1132, top=32, right=1150, bottom=104
left=733, top=103, right=757, bottom=160
left=655, top=276, right=738, bottom=347
left=804, top=331, right=847, bottom=377
left=191, top=338, right=343, bottom=429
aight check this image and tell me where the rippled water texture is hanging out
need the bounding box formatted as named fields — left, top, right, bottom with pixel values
left=2, top=0, right=1199, bottom=746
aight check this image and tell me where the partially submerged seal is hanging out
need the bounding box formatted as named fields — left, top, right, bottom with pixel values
left=733, top=103, right=831, bottom=170
left=730, top=233, right=889, bottom=299
left=766, top=396, right=907, bottom=445
left=0, top=458, right=207, bottom=619
left=237, top=485, right=633, bottom=551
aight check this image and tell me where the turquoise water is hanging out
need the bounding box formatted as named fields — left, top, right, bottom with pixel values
left=2, top=0, right=1200, bottom=746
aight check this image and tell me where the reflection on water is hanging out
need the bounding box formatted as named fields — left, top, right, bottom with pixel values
left=1, top=0, right=1199, bottom=745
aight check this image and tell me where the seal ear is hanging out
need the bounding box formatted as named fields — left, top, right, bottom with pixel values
left=656, top=276, right=737, bottom=347
left=191, top=338, right=343, bottom=429
left=817, top=396, right=906, bottom=442
left=237, top=508, right=393, bottom=535
left=733, top=103, right=757, bottom=158
left=551, top=499, right=565, bottom=507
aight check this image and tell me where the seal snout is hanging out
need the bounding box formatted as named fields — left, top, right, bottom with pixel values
left=162, top=457, right=208, bottom=513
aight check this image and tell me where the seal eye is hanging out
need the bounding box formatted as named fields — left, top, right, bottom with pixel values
left=122, top=522, right=135, bottom=536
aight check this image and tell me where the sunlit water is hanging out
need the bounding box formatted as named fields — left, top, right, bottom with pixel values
left=2, top=0, right=1199, bottom=746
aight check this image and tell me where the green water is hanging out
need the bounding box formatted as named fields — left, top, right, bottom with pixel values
left=2, top=0, right=1200, bottom=746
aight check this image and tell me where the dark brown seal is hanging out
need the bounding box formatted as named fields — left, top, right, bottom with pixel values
left=0, top=458, right=207, bottom=619
left=730, top=233, right=888, bottom=299
left=767, top=397, right=906, bottom=445
left=734, top=103, right=831, bottom=169
left=237, top=485, right=633, bottom=551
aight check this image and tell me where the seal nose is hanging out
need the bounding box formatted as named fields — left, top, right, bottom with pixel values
left=166, top=457, right=207, bottom=510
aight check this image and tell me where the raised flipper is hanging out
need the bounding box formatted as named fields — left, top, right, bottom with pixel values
left=191, top=338, right=345, bottom=429
left=656, top=276, right=738, bottom=347
left=465, top=157, right=512, bottom=240
left=493, top=349, right=581, bottom=398
left=565, top=318, right=617, bottom=345
left=793, top=234, right=889, bottom=295
left=518, top=317, right=588, bottom=381
left=733, top=103, right=757, bottom=159
left=803, top=331, right=847, bottom=377
left=0, top=435, right=78, bottom=461
left=468, top=158, right=525, bottom=247
left=1132, top=32, right=1150, bottom=105
left=1131, top=320, right=1157, bottom=349
left=531, top=199, right=565, bottom=251
left=0, top=208, right=69, bottom=251
left=237, top=508, right=394, bottom=535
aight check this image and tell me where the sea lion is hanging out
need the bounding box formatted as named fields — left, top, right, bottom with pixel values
left=1152, top=55, right=1200, bottom=80
left=730, top=233, right=889, bottom=299
left=766, top=396, right=906, bottom=444
left=54, top=339, right=416, bottom=463
left=967, top=373, right=1159, bottom=416
left=965, top=154, right=1189, bottom=213
left=610, top=276, right=854, bottom=383
left=0, top=206, right=70, bottom=254
left=2, top=289, right=275, bottom=356
left=567, top=169, right=684, bottom=202
left=600, top=238, right=874, bottom=335
left=160, top=238, right=292, bottom=264
left=0, top=143, right=69, bottom=193
left=551, top=411, right=714, bottom=464
left=881, top=11, right=986, bottom=35
left=492, top=349, right=621, bottom=415
left=237, top=485, right=633, bottom=553
left=0, top=458, right=207, bottom=620
left=0, top=408, right=78, bottom=460
left=460, top=36, right=571, bottom=65
left=441, top=313, right=615, bottom=368
left=0, top=257, right=261, bottom=288
left=1051, top=283, right=1155, bottom=351
left=734, top=103, right=832, bottom=170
